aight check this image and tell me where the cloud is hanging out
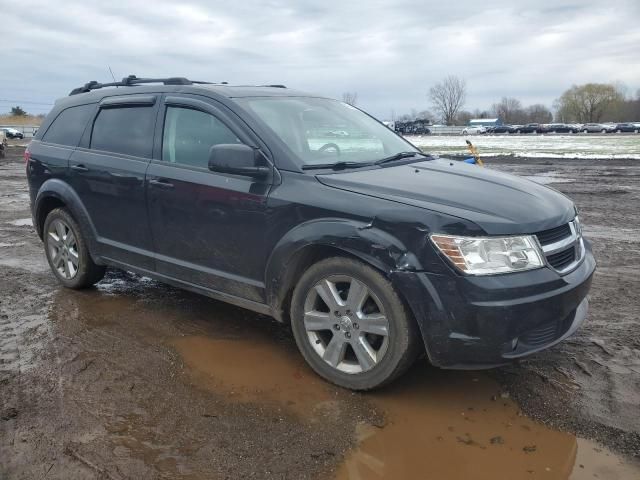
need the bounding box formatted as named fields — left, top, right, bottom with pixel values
left=2, top=0, right=639, bottom=118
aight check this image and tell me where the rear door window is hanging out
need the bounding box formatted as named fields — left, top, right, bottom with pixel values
left=162, top=106, right=242, bottom=168
left=42, top=104, right=94, bottom=147
left=90, top=106, right=155, bottom=158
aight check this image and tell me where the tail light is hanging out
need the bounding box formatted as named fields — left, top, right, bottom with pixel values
left=24, top=148, right=31, bottom=164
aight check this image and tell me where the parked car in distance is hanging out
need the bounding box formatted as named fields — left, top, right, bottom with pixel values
left=547, top=123, right=578, bottom=134
left=581, top=123, right=609, bottom=133
left=26, top=75, right=595, bottom=390
left=1, top=127, right=24, bottom=139
left=613, top=123, right=639, bottom=133
left=462, top=126, right=487, bottom=135
left=514, top=123, right=548, bottom=134
left=487, top=125, right=515, bottom=134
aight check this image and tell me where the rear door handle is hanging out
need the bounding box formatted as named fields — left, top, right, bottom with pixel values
left=148, top=178, right=174, bottom=189
left=71, top=164, right=89, bottom=172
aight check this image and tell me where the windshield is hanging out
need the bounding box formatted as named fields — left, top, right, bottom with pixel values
left=237, top=97, right=420, bottom=167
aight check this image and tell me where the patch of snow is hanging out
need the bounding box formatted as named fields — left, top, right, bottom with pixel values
left=407, top=134, right=640, bottom=160
left=9, top=218, right=33, bottom=226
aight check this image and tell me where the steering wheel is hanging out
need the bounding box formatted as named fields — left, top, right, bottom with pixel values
left=318, top=143, right=341, bottom=156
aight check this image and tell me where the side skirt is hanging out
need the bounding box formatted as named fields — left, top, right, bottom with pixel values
left=101, top=257, right=275, bottom=318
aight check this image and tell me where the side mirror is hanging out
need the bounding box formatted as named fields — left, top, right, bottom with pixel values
left=208, top=144, right=270, bottom=178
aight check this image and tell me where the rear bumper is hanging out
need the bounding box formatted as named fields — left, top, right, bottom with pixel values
left=391, top=240, right=596, bottom=368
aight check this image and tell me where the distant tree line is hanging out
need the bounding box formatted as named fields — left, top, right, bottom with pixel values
left=390, top=76, right=640, bottom=125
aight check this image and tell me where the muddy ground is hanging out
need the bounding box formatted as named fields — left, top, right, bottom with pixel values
left=1, top=143, right=639, bottom=479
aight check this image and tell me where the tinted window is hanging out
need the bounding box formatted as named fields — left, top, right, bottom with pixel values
left=42, top=104, right=94, bottom=146
left=91, top=106, right=155, bottom=158
left=162, top=107, right=241, bottom=168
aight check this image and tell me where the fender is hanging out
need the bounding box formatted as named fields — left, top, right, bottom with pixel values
left=265, top=217, right=424, bottom=320
left=34, top=179, right=102, bottom=261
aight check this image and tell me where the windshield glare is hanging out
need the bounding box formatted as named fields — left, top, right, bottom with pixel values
left=239, top=97, right=419, bottom=166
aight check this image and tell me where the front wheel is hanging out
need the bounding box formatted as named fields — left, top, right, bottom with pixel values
left=43, top=208, right=106, bottom=289
left=290, top=257, right=420, bottom=390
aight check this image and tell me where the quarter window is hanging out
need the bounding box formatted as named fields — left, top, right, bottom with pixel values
left=42, top=104, right=94, bottom=147
left=162, top=106, right=241, bottom=168
left=91, top=106, right=155, bottom=158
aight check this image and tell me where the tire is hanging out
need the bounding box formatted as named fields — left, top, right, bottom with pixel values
left=601, top=129, right=607, bottom=134
left=43, top=208, right=106, bottom=289
left=583, top=129, right=588, bottom=133
left=290, top=257, right=420, bottom=390
left=516, top=129, right=521, bottom=134
left=635, top=129, right=639, bottom=134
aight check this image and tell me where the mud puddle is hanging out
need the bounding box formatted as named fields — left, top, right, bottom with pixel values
left=172, top=336, right=334, bottom=417
left=334, top=368, right=640, bottom=480
left=174, top=335, right=640, bottom=480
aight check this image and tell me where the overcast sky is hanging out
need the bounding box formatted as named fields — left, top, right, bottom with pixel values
left=2, top=0, right=639, bottom=119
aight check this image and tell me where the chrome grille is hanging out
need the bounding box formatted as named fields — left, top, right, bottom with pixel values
left=536, top=223, right=572, bottom=246
left=547, top=247, right=576, bottom=270
left=535, top=218, right=584, bottom=274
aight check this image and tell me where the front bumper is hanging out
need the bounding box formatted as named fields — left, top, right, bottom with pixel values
left=392, top=240, right=596, bottom=368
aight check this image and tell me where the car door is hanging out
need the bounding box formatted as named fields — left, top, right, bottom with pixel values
left=146, top=95, right=273, bottom=303
left=67, top=94, right=159, bottom=270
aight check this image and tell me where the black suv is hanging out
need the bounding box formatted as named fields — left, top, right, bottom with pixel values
left=27, top=76, right=595, bottom=390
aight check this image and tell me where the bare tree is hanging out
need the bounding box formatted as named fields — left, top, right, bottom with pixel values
left=526, top=104, right=553, bottom=124
left=492, top=97, right=524, bottom=124
left=429, top=76, right=466, bottom=125
left=342, top=92, right=358, bottom=106
left=455, top=110, right=473, bottom=125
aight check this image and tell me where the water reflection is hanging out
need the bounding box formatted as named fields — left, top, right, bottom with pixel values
left=335, top=367, right=577, bottom=479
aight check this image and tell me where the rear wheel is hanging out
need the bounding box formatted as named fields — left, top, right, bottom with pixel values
left=290, top=257, right=420, bottom=390
left=43, top=208, right=105, bottom=289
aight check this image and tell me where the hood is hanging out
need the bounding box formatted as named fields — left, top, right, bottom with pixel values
left=316, top=159, right=576, bottom=235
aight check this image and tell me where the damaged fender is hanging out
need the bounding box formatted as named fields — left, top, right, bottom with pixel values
left=264, top=217, right=425, bottom=322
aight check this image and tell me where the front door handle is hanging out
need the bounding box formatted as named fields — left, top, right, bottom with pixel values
left=71, top=164, right=89, bottom=172
left=148, top=178, right=174, bottom=189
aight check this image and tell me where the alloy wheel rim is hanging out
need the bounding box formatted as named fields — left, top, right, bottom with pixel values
left=47, top=219, right=79, bottom=279
left=303, top=275, right=390, bottom=374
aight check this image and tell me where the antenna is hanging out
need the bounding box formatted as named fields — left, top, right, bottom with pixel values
left=108, top=66, right=116, bottom=83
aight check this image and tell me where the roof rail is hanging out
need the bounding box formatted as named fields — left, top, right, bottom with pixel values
left=68, top=75, right=213, bottom=96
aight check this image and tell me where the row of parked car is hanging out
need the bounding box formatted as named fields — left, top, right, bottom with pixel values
left=462, top=122, right=640, bottom=135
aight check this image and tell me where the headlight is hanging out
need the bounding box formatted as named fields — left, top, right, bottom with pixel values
left=573, top=215, right=582, bottom=236
left=430, top=234, right=545, bottom=275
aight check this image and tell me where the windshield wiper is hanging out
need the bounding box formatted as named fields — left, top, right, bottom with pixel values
left=302, top=161, right=373, bottom=171
left=374, top=151, right=427, bottom=165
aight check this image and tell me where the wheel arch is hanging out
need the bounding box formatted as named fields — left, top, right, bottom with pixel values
left=264, top=218, right=422, bottom=323
left=34, top=179, right=101, bottom=261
